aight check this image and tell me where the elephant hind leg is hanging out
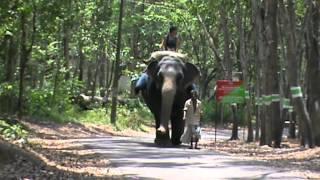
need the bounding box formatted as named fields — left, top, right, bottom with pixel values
left=171, top=112, right=184, bottom=145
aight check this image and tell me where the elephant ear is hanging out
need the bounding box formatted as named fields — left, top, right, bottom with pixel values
left=146, top=60, right=159, bottom=79
left=183, top=62, right=200, bottom=88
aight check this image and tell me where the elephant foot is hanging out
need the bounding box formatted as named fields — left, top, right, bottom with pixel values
left=156, top=125, right=166, bottom=133
left=171, top=138, right=182, bottom=146
left=154, top=138, right=171, bottom=147
left=155, top=130, right=171, bottom=147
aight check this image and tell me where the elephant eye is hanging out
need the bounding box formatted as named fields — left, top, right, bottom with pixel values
left=157, top=71, right=164, bottom=81
left=176, top=73, right=184, bottom=82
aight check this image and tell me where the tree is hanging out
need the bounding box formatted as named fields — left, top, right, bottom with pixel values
left=305, top=0, right=319, bottom=146
left=279, top=0, right=314, bottom=148
left=17, top=1, right=36, bottom=117
left=110, top=0, right=125, bottom=124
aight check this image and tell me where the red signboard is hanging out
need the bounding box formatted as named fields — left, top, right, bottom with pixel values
left=216, top=80, right=243, bottom=102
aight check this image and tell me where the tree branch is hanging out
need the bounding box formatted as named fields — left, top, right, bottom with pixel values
left=196, top=14, right=227, bottom=73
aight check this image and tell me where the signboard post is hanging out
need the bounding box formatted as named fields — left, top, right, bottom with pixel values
left=214, top=80, right=246, bottom=143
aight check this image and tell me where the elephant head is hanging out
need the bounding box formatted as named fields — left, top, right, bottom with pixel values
left=146, top=56, right=200, bottom=134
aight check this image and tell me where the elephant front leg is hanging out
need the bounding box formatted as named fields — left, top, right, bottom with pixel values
left=154, top=113, right=171, bottom=146
left=155, top=130, right=171, bottom=146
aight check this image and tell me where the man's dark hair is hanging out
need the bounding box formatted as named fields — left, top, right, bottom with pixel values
left=169, top=26, right=178, bottom=33
left=191, top=90, right=198, bottom=98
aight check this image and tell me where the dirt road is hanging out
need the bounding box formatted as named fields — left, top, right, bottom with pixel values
left=78, top=132, right=308, bottom=179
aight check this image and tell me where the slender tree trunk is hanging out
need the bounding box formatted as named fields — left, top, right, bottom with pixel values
left=264, top=0, right=281, bottom=147
left=78, top=41, right=85, bottom=82
left=2, top=35, right=17, bottom=114
left=63, top=0, right=72, bottom=80
left=280, top=0, right=314, bottom=147
left=230, top=105, right=239, bottom=140
left=221, top=3, right=232, bottom=80
left=99, top=58, right=106, bottom=97
left=252, top=0, right=261, bottom=141
left=63, top=21, right=70, bottom=80
left=110, top=0, right=124, bottom=124
left=18, top=7, right=36, bottom=117
left=52, top=53, right=62, bottom=105
left=306, top=0, right=319, bottom=146
left=235, top=1, right=253, bottom=142
left=105, top=56, right=110, bottom=89
left=107, top=59, right=115, bottom=91
left=220, top=1, right=238, bottom=140
left=252, top=0, right=268, bottom=146
left=5, top=36, right=16, bottom=83
left=99, top=46, right=106, bottom=91
left=289, top=112, right=296, bottom=139
left=91, top=54, right=101, bottom=99
left=17, top=12, right=27, bottom=117
left=86, top=62, right=93, bottom=95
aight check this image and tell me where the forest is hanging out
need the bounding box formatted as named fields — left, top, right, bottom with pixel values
left=0, top=0, right=320, bottom=178
left=0, top=0, right=320, bottom=177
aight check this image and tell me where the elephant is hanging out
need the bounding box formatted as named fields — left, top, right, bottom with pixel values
left=140, top=54, right=200, bottom=146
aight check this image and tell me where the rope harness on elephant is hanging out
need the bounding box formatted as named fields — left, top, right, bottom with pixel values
left=147, top=51, right=189, bottom=63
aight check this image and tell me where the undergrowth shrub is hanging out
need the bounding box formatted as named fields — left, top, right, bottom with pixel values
left=0, top=120, right=28, bottom=141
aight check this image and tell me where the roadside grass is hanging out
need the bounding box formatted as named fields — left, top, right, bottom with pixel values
left=29, top=99, right=154, bottom=132
left=0, top=119, right=28, bottom=141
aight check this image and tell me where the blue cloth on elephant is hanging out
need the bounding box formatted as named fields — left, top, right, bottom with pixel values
left=135, top=73, right=149, bottom=94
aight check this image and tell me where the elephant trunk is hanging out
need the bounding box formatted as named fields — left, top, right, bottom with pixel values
left=157, top=76, right=176, bottom=133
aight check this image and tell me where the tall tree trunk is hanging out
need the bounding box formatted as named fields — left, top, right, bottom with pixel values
left=264, top=0, right=281, bottom=147
left=86, top=62, right=93, bottom=95
left=105, top=54, right=111, bottom=89
left=63, top=0, right=72, bottom=80
left=17, top=12, right=27, bottom=117
left=52, top=52, right=62, bottom=105
left=221, top=3, right=232, bottom=80
left=5, top=36, right=17, bottom=83
left=236, top=1, right=253, bottom=142
left=63, top=21, right=70, bottom=80
left=252, top=0, right=262, bottom=141
left=99, top=43, right=106, bottom=91
left=220, top=1, right=238, bottom=140
left=110, top=0, right=124, bottom=124
left=230, top=105, right=239, bottom=140
left=252, top=0, right=268, bottom=146
left=18, top=7, right=36, bottom=117
left=280, top=0, right=314, bottom=147
left=91, top=53, right=101, bottom=99
left=306, top=0, right=319, bottom=146
left=2, top=35, right=17, bottom=114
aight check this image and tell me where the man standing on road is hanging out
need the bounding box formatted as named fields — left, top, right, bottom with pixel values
left=181, top=90, right=202, bottom=149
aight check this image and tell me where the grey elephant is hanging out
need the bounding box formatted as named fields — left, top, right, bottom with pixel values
left=140, top=53, right=200, bottom=145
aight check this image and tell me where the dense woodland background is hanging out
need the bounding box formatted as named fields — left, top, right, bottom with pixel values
left=0, top=0, right=319, bottom=148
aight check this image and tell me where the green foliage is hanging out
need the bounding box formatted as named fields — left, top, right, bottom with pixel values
left=0, top=82, right=17, bottom=96
left=0, top=120, right=28, bottom=141
left=112, top=100, right=153, bottom=131
left=27, top=95, right=153, bottom=132
left=202, top=100, right=245, bottom=125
